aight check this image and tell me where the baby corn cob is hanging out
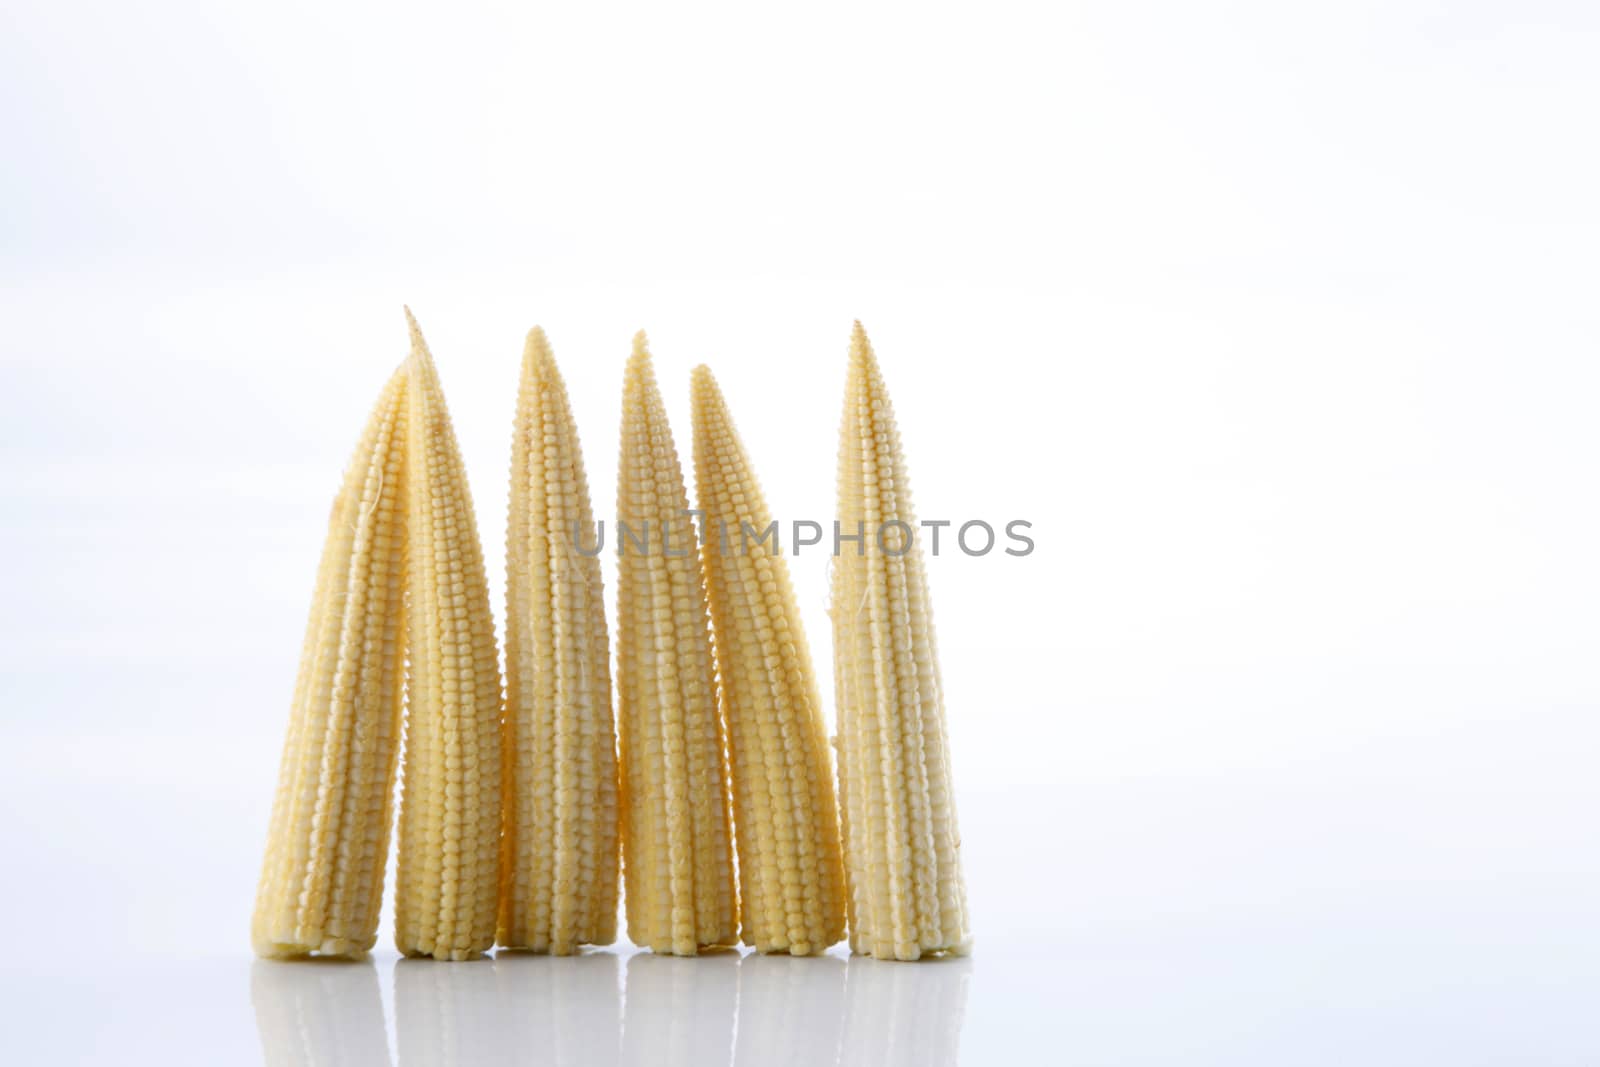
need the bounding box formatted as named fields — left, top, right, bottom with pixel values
left=831, top=322, right=971, bottom=960
left=615, top=333, right=738, bottom=954
left=499, top=327, right=620, bottom=954
left=252, top=363, right=409, bottom=960
left=690, top=366, right=846, bottom=955
left=394, top=310, right=505, bottom=960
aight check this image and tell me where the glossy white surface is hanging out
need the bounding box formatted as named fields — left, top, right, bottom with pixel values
left=2, top=777, right=1596, bottom=1064
left=250, top=950, right=971, bottom=1067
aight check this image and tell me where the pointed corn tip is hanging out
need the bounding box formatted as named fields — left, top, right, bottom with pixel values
left=846, top=320, right=879, bottom=383
left=622, top=331, right=659, bottom=407
left=384, top=357, right=409, bottom=389
left=522, top=325, right=553, bottom=364
left=519, top=328, right=557, bottom=395
left=625, top=330, right=656, bottom=380
left=689, top=364, right=724, bottom=423
left=848, top=320, right=876, bottom=364
left=403, top=306, right=433, bottom=365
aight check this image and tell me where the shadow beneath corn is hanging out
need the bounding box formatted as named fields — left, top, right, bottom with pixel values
left=622, top=951, right=739, bottom=1067
left=490, top=951, right=622, bottom=1066
left=249, top=947, right=970, bottom=1067
left=734, top=953, right=845, bottom=1066
left=836, top=955, right=973, bottom=1067
left=251, top=957, right=391, bottom=1067
left=396, top=951, right=626, bottom=1066
left=731, top=953, right=972, bottom=1067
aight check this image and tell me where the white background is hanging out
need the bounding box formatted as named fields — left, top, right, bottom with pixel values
left=2, top=2, right=1597, bottom=1063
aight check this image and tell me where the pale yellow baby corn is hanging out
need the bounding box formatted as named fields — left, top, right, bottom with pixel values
left=394, top=310, right=504, bottom=960
left=252, top=362, right=409, bottom=960
left=690, top=366, right=846, bottom=955
left=615, top=333, right=738, bottom=955
left=499, top=327, right=620, bottom=954
left=831, top=322, right=971, bottom=960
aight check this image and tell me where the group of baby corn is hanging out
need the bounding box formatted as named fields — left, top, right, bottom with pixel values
left=252, top=311, right=969, bottom=963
